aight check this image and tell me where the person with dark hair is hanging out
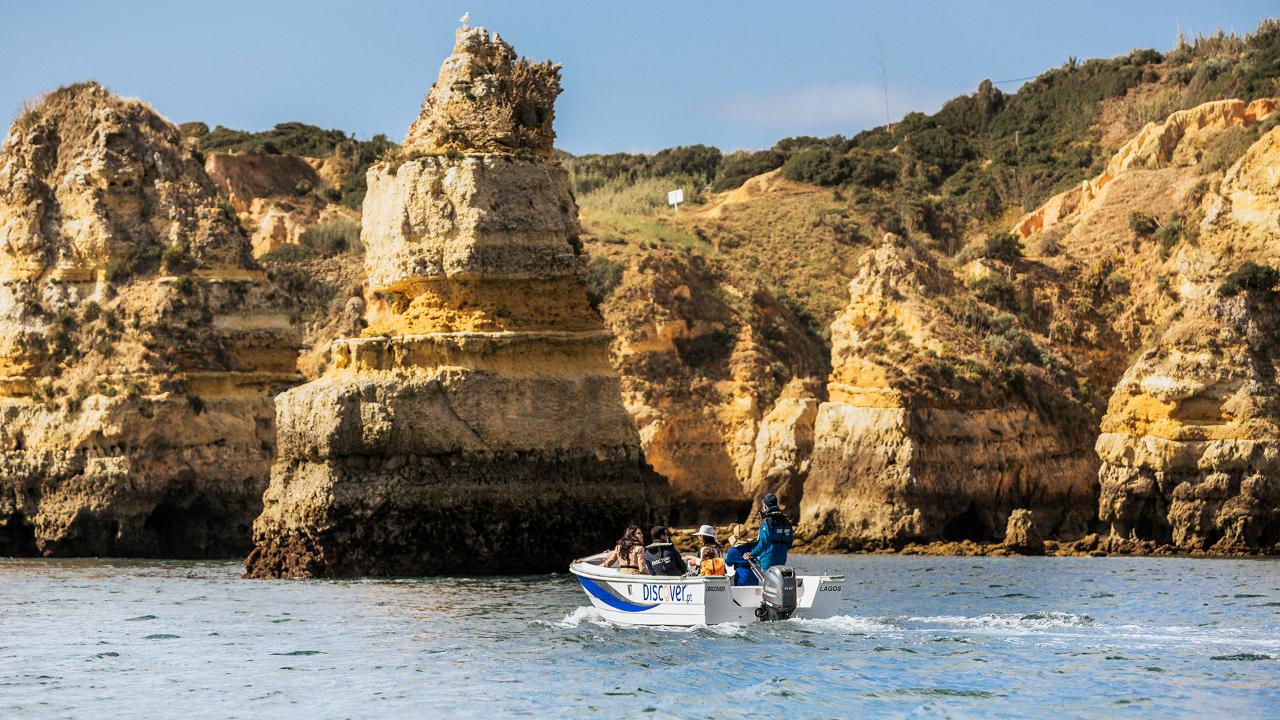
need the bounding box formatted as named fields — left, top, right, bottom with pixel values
left=601, top=525, right=650, bottom=575
left=644, top=525, right=687, bottom=576
left=745, top=493, right=793, bottom=572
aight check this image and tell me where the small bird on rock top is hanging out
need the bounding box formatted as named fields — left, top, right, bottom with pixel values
left=459, top=11, right=470, bottom=26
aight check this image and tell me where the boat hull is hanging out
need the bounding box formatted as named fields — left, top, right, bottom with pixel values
left=570, top=558, right=844, bottom=626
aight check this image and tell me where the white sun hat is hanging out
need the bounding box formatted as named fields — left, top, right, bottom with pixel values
left=692, top=524, right=718, bottom=540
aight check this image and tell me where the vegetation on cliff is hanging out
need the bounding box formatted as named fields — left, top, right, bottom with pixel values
left=181, top=121, right=396, bottom=209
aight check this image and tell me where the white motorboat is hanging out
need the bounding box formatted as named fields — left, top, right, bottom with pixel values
left=569, top=552, right=844, bottom=627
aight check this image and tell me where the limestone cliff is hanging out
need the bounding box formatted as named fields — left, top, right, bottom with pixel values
left=1096, top=292, right=1280, bottom=551
left=595, top=250, right=826, bottom=518
left=1013, top=98, right=1278, bottom=240
left=401, top=27, right=559, bottom=159
left=0, top=83, right=298, bottom=557
left=799, top=235, right=1098, bottom=550
left=204, top=152, right=357, bottom=257
left=1095, top=126, right=1280, bottom=552
left=244, top=28, right=669, bottom=578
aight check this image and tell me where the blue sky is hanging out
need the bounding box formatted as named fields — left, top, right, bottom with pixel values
left=0, top=1, right=1275, bottom=154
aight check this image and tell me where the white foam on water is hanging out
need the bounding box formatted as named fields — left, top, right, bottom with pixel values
left=908, top=612, right=1095, bottom=633
left=545, top=607, right=750, bottom=636
left=788, top=615, right=898, bottom=635
left=700, top=622, right=750, bottom=638
left=902, top=613, right=1280, bottom=653
left=554, top=606, right=606, bottom=628
left=1107, top=623, right=1280, bottom=649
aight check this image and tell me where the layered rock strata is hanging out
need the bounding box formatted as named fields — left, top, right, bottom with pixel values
left=598, top=251, right=827, bottom=519
left=203, top=152, right=354, bottom=257
left=799, top=235, right=1098, bottom=550
left=245, top=28, right=669, bottom=578
left=0, top=83, right=298, bottom=557
left=1096, top=126, right=1280, bottom=551
left=1096, top=293, right=1280, bottom=551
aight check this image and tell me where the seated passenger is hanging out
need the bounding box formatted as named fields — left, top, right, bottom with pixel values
left=722, top=524, right=759, bottom=586
left=644, top=525, right=688, bottom=577
left=601, top=525, right=650, bottom=575
left=693, top=525, right=725, bottom=576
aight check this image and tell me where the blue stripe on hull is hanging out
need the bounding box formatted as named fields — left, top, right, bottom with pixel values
left=577, top=576, right=658, bottom=612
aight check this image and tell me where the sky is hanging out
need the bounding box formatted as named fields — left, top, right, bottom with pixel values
left=0, top=1, right=1275, bottom=154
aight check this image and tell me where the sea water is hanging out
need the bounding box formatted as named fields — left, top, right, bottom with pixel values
left=1, top=555, right=1277, bottom=718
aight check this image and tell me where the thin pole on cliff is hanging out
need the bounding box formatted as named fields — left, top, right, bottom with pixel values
left=875, top=32, right=891, bottom=132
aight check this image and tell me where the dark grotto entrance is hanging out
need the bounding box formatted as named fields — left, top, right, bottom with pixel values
left=0, top=513, right=39, bottom=556
left=942, top=504, right=991, bottom=542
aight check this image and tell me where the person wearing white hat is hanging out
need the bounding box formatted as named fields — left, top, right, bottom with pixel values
left=692, top=525, right=725, bottom=576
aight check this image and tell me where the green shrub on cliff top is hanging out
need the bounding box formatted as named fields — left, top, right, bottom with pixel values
left=300, top=217, right=362, bottom=256
left=1219, top=261, right=1280, bottom=296
left=584, top=256, right=624, bottom=311
left=980, top=232, right=1024, bottom=262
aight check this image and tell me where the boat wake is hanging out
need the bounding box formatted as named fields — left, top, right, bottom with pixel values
left=549, top=606, right=753, bottom=636
left=549, top=608, right=896, bottom=637
left=554, top=606, right=603, bottom=628
left=546, top=607, right=1279, bottom=656
left=908, top=611, right=1096, bottom=632
left=787, top=615, right=898, bottom=634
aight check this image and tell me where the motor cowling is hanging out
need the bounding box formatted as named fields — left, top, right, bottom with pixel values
left=756, top=565, right=797, bottom=621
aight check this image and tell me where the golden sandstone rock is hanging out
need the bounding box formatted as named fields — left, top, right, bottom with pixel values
left=1013, top=98, right=1277, bottom=240
left=598, top=251, right=826, bottom=518
left=798, top=235, right=1097, bottom=550
left=1095, top=125, right=1280, bottom=552
left=244, top=28, right=669, bottom=578
left=0, top=83, right=298, bottom=556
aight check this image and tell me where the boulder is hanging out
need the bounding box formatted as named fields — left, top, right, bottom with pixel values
left=1002, top=509, right=1044, bottom=554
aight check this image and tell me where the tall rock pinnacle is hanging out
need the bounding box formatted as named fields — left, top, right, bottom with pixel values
left=244, top=28, right=670, bottom=578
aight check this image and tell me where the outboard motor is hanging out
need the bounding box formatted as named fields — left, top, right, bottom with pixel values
left=755, top=565, right=797, bottom=621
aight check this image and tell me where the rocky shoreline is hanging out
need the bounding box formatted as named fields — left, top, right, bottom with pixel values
left=3, top=26, right=1280, bottom=567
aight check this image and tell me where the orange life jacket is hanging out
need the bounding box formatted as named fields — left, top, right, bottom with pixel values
left=700, top=557, right=725, bottom=576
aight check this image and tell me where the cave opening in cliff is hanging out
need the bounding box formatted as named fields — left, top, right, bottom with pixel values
left=942, top=504, right=991, bottom=542
left=143, top=499, right=227, bottom=558
left=0, top=513, right=39, bottom=556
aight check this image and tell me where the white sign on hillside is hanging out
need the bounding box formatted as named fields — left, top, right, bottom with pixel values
left=667, top=188, right=684, bottom=210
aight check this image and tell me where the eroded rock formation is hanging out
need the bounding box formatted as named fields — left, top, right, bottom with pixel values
left=244, top=28, right=669, bottom=578
left=799, top=234, right=1098, bottom=550
left=203, top=152, right=358, bottom=257
left=598, top=251, right=826, bottom=519
left=1013, top=98, right=1278, bottom=240
left=1097, top=293, right=1280, bottom=551
left=1095, top=126, right=1280, bottom=552
left=0, top=83, right=298, bottom=557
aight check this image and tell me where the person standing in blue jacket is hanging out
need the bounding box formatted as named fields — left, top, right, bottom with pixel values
left=745, top=493, right=793, bottom=571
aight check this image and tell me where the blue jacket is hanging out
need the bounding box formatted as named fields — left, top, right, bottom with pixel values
left=750, top=510, right=794, bottom=571
left=723, top=544, right=758, bottom=586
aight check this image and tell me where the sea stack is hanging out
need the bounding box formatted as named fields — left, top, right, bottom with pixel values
left=0, top=83, right=298, bottom=557
left=244, top=27, right=669, bottom=578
